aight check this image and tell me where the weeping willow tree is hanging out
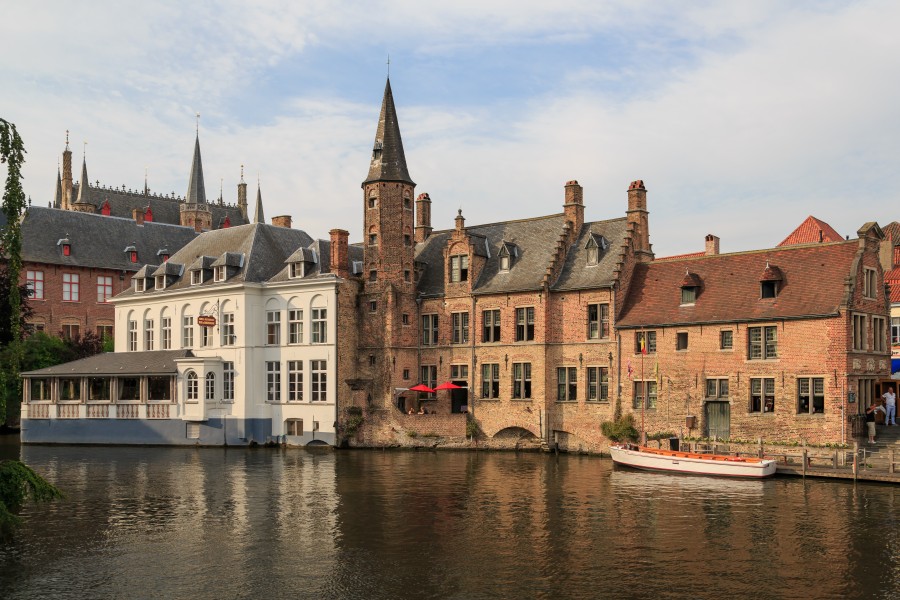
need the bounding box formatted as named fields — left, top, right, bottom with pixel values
left=0, top=460, right=63, bottom=538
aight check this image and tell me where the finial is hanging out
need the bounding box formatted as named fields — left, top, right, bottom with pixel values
left=220, top=178, right=223, bottom=198
left=65, top=130, right=69, bottom=150
left=457, top=208, right=462, bottom=217
left=196, top=112, right=200, bottom=135
left=83, top=140, right=87, bottom=159
left=144, top=167, right=149, bottom=194
left=240, top=164, right=245, bottom=183
left=387, top=54, right=390, bottom=78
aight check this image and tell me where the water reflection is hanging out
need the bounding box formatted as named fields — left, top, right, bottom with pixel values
left=0, top=446, right=898, bottom=599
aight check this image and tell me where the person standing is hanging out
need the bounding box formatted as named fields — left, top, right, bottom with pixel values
left=866, top=401, right=885, bottom=444
left=883, top=387, right=897, bottom=426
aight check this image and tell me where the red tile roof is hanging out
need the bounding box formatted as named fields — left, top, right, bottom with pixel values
left=886, top=267, right=900, bottom=303
left=656, top=251, right=705, bottom=261
left=882, top=221, right=900, bottom=243
left=618, top=241, right=859, bottom=327
left=777, top=216, right=844, bottom=247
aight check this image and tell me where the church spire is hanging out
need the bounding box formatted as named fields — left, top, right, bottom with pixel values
left=185, top=132, right=207, bottom=205
left=363, top=78, right=414, bottom=186
left=76, top=156, right=90, bottom=204
left=54, top=166, right=62, bottom=209
left=253, top=181, right=265, bottom=224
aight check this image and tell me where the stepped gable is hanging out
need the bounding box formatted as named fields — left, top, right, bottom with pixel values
left=778, top=215, right=844, bottom=246
left=553, top=217, right=629, bottom=291
left=617, top=241, right=860, bottom=327
left=71, top=182, right=247, bottom=228
left=20, top=206, right=197, bottom=272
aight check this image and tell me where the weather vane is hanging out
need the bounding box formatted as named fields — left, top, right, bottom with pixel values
left=387, top=54, right=390, bottom=77
left=196, top=112, right=200, bottom=135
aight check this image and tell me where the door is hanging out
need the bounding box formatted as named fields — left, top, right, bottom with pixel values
left=705, top=401, right=730, bottom=440
left=451, top=382, right=468, bottom=413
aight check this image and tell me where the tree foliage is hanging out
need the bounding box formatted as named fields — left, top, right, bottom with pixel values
left=0, top=460, right=63, bottom=539
left=601, top=413, right=639, bottom=443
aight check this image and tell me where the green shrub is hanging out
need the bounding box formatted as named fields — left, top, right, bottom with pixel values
left=601, top=413, right=639, bottom=442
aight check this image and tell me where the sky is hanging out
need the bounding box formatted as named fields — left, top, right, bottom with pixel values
left=1, top=1, right=899, bottom=255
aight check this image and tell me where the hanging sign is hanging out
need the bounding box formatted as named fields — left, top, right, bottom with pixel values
left=197, top=316, right=216, bottom=327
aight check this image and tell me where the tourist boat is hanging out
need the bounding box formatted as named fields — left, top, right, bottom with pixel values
left=609, top=444, right=777, bottom=478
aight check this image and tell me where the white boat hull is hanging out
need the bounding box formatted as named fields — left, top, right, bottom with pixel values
left=609, top=445, right=777, bottom=478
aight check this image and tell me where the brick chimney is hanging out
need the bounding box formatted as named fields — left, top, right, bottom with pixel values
left=705, top=234, right=720, bottom=255
left=564, top=180, right=584, bottom=234
left=455, top=209, right=465, bottom=232
left=330, top=229, right=350, bottom=279
left=415, top=192, right=432, bottom=243
left=132, top=208, right=144, bottom=225
left=626, top=180, right=653, bottom=261
left=271, top=215, right=292, bottom=228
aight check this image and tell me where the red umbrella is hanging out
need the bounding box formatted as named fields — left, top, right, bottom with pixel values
left=434, top=381, right=462, bottom=391
left=408, top=384, right=435, bottom=393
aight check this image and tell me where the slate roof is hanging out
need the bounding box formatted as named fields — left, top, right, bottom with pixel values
left=116, top=223, right=317, bottom=297
left=363, top=78, right=414, bottom=186
left=22, top=350, right=194, bottom=377
left=21, top=206, right=198, bottom=272
left=185, top=134, right=207, bottom=205
left=617, top=241, right=860, bottom=328
left=414, top=214, right=628, bottom=296
left=71, top=182, right=247, bottom=229
left=777, top=215, right=844, bottom=247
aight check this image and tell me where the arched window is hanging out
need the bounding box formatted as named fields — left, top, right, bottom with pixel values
left=186, top=371, right=199, bottom=401
left=205, top=372, right=216, bottom=401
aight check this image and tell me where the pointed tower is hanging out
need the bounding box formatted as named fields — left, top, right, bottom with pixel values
left=359, top=78, right=419, bottom=408
left=253, top=183, right=265, bottom=224
left=180, top=131, right=212, bottom=231
left=237, top=165, right=248, bottom=220
left=72, top=157, right=96, bottom=213
left=61, top=132, right=73, bottom=211
left=54, top=167, right=62, bottom=209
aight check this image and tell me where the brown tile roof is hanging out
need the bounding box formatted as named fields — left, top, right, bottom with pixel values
left=777, top=215, right=844, bottom=247
left=882, top=221, right=900, bottom=243
left=656, top=251, right=704, bottom=261
left=617, top=241, right=859, bottom=327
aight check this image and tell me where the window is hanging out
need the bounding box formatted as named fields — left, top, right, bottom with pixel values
left=482, top=309, right=501, bottom=343
left=61, top=323, right=80, bottom=340
left=635, top=331, right=656, bottom=354
left=482, top=363, right=500, bottom=399
left=288, top=360, right=303, bottom=401
left=369, top=233, right=378, bottom=246
left=587, top=367, right=609, bottom=402
left=500, top=254, right=510, bottom=272
left=266, top=311, right=281, bottom=345
left=749, top=378, right=776, bottom=413
left=422, top=314, right=438, bottom=346
left=761, top=280, right=777, bottom=299
left=128, top=320, right=137, bottom=351
left=200, top=324, right=212, bottom=347
left=62, top=273, right=79, bottom=301
left=290, top=262, right=303, bottom=279
left=186, top=371, right=199, bottom=401
left=30, top=378, right=51, bottom=401
left=404, top=270, right=411, bottom=282
left=404, top=234, right=412, bottom=247
left=144, top=319, right=154, bottom=351
left=893, top=317, right=900, bottom=346
left=748, top=326, right=777, bottom=359
left=157, top=317, right=170, bottom=349
left=368, top=354, right=376, bottom=366
left=191, top=270, right=202, bottom=285
left=720, top=330, right=733, bottom=350
left=59, top=377, right=80, bottom=401
left=797, top=377, right=824, bottom=414
left=852, top=314, right=867, bottom=351
left=288, top=309, right=303, bottom=344
left=26, top=270, right=44, bottom=300
left=632, top=380, right=657, bottom=409
left=588, top=303, right=609, bottom=339
left=420, top=365, right=437, bottom=399
left=450, top=364, right=468, bottom=380
left=223, top=362, right=235, bottom=402
left=135, top=278, right=145, bottom=293
left=368, top=196, right=376, bottom=209
left=266, top=362, right=281, bottom=402
left=403, top=369, right=410, bottom=380
left=513, top=363, right=532, bottom=399
left=681, top=287, right=697, bottom=305
left=864, top=268, right=877, bottom=299
left=222, top=313, right=235, bottom=346
left=557, top=367, right=578, bottom=402
left=402, top=313, right=409, bottom=326
left=155, top=275, right=165, bottom=291
left=205, top=372, right=216, bottom=401
left=130, top=251, right=138, bottom=263
left=452, top=312, right=469, bottom=344
left=676, top=332, right=688, bottom=351
left=312, top=308, right=327, bottom=343
left=286, top=419, right=303, bottom=436
left=182, top=315, right=194, bottom=348
left=586, top=238, right=600, bottom=266
left=450, top=255, right=469, bottom=283
left=873, top=316, right=887, bottom=352
left=96, top=276, right=112, bottom=302
left=214, top=266, right=226, bottom=282
left=404, top=196, right=411, bottom=209
left=311, top=360, right=327, bottom=401
left=515, top=307, right=535, bottom=341
left=706, top=378, right=729, bottom=399
left=117, top=377, right=139, bottom=401
left=369, top=270, right=377, bottom=282
left=97, top=324, right=114, bottom=341
left=148, top=376, right=172, bottom=401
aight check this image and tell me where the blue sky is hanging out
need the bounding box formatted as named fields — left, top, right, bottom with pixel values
left=2, top=1, right=898, bottom=254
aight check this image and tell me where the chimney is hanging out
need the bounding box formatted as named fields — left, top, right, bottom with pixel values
left=455, top=209, right=465, bottom=233
left=626, top=180, right=652, bottom=260
left=705, top=234, right=720, bottom=255
left=271, top=215, right=292, bottom=228
left=564, top=180, right=584, bottom=234
left=132, top=208, right=144, bottom=225
left=415, top=192, right=432, bottom=243
left=330, top=229, right=350, bottom=279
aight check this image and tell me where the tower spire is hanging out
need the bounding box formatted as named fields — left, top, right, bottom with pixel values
left=253, top=179, right=265, bottom=224
left=76, top=152, right=90, bottom=204
left=185, top=129, right=207, bottom=205
left=362, top=78, right=414, bottom=187
left=55, top=164, right=62, bottom=209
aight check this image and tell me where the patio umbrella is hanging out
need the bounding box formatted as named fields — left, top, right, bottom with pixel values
left=434, top=381, right=462, bottom=391
left=408, top=384, right=435, bottom=393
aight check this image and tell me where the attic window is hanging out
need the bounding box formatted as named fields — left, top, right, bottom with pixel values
left=130, top=251, right=138, bottom=263
left=761, top=281, right=777, bottom=299
left=450, top=255, right=469, bottom=282
left=681, top=287, right=697, bottom=304
left=135, top=278, right=146, bottom=293
left=214, top=266, right=226, bottom=282
left=158, top=248, right=170, bottom=262
left=155, top=275, right=166, bottom=290
left=58, top=238, right=72, bottom=256
left=680, top=271, right=702, bottom=305
left=290, top=262, right=305, bottom=279
left=759, top=262, right=783, bottom=299
left=500, top=254, right=510, bottom=272
left=191, top=270, right=202, bottom=285
left=585, top=238, right=599, bottom=265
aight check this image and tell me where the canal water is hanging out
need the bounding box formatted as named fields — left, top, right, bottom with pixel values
left=1, top=439, right=899, bottom=600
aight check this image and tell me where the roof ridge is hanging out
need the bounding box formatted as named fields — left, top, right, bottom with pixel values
left=654, top=239, right=856, bottom=263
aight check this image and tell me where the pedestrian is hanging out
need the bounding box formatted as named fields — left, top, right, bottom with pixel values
left=866, top=401, right=885, bottom=444
left=883, top=387, right=897, bottom=426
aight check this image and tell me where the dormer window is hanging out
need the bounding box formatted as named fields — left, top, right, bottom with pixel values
left=58, top=238, right=71, bottom=256
left=155, top=275, right=166, bottom=290
left=450, top=255, right=469, bottom=282
left=130, top=251, right=138, bottom=263
left=585, top=234, right=608, bottom=266
left=500, top=254, right=510, bottom=272
left=214, top=266, right=226, bottom=282
left=135, top=278, right=146, bottom=292
left=191, top=270, right=202, bottom=285
left=680, top=271, right=701, bottom=305
left=290, top=262, right=305, bottom=279
left=760, top=262, right=783, bottom=299
left=157, top=248, right=170, bottom=262
left=681, top=287, right=697, bottom=304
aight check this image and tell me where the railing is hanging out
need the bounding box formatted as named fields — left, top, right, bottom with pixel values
left=29, top=404, right=50, bottom=419
left=116, top=404, right=140, bottom=419
left=87, top=404, right=110, bottom=419
left=147, top=404, right=170, bottom=419
left=57, top=404, right=80, bottom=419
